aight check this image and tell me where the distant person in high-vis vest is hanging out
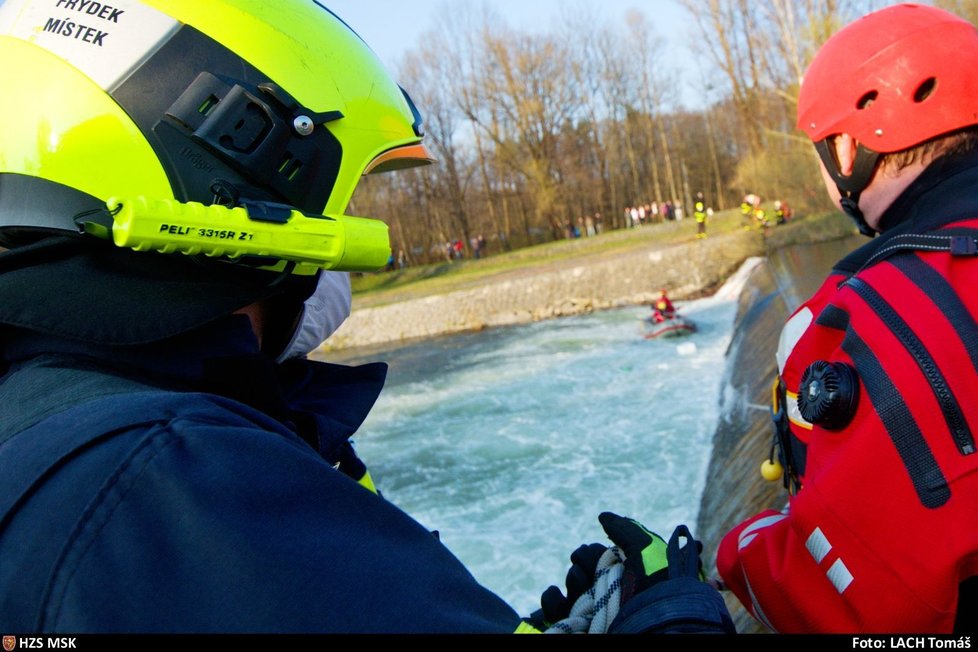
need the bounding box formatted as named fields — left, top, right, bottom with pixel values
left=694, top=192, right=708, bottom=239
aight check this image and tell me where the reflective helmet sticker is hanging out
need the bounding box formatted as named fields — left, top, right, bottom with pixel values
left=0, top=0, right=178, bottom=89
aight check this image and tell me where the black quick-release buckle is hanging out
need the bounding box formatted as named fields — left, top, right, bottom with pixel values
left=950, top=236, right=978, bottom=256
left=771, top=377, right=803, bottom=494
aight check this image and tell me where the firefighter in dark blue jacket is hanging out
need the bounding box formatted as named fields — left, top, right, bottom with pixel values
left=0, top=0, right=732, bottom=634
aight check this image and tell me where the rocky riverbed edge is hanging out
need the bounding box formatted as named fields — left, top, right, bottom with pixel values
left=323, top=228, right=769, bottom=352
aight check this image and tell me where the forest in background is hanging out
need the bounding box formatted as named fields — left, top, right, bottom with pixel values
left=346, top=0, right=978, bottom=265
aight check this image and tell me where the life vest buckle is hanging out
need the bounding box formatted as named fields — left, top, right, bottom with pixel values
left=950, top=235, right=977, bottom=256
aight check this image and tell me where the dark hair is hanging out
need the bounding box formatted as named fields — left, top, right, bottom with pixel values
left=883, top=125, right=978, bottom=171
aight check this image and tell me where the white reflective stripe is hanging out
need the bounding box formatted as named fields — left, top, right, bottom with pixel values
left=777, top=308, right=813, bottom=374
left=737, top=513, right=788, bottom=551
left=786, top=391, right=813, bottom=430
left=827, top=559, right=854, bottom=594
left=743, top=575, right=776, bottom=632
left=0, top=0, right=179, bottom=90
left=805, top=527, right=832, bottom=564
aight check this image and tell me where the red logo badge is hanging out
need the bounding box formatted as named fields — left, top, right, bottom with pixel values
left=2, top=636, right=15, bottom=652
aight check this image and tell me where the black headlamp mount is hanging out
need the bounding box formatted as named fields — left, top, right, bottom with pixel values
left=158, top=71, right=344, bottom=215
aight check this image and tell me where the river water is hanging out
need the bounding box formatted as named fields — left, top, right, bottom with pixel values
left=319, top=260, right=763, bottom=616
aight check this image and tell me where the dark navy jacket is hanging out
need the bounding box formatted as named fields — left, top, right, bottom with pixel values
left=0, top=316, right=520, bottom=633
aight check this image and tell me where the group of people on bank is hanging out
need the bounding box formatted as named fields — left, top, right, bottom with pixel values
left=741, top=193, right=793, bottom=229
left=623, top=194, right=712, bottom=239
left=1, top=0, right=977, bottom=637
left=624, top=200, right=686, bottom=226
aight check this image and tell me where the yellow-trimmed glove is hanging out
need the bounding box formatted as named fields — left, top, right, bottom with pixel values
left=598, top=512, right=670, bottom=603
left=600, top=515, right=735, bottom=634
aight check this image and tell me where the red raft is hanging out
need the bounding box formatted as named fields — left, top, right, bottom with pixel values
left=643, top=314, right=697, bottom=339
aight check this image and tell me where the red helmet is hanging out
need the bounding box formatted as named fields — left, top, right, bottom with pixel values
left=798, top=3, right=978, bottom=154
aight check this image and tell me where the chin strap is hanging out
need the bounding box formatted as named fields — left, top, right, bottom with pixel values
left=814, top=139, right=882, bottom=238
left=840, top=196, right=876, bottom=237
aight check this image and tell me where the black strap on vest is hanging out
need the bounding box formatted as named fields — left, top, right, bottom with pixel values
left=831, top=223, right=978, bottom=508
left=850, top=228, right=978, bottom=278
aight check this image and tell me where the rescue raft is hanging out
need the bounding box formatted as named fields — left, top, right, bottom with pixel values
left=643, top=314, right=697, bottom=339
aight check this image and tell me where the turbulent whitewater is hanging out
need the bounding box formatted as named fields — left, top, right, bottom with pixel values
left=323, top=259, right=761, bottom=616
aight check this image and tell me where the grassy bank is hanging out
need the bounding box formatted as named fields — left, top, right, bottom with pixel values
left=350, top=207, right=855, bottom=309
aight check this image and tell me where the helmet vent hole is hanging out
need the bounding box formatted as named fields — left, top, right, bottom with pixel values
left=856, top=91, right=878, bottom=110
left=914, top=77, right=937, bottom=103
left=278, top=153, right=303, bottom=181
left=198, top=95, right=220, bottom=117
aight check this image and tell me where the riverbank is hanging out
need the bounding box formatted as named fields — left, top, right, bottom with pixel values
left=323, top=212, right=855, bottom=351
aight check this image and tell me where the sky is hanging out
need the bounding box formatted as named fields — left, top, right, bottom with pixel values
left=326, top=0, right=701, bottom=107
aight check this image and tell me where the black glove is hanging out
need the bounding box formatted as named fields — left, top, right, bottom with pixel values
left=526, top=542, right=608, bottom=629
left=598, top=514, right=735, bottom=634
left=598, top=512, right=671, bottom=602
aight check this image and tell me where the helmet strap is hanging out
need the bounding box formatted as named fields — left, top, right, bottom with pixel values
left=838, top=196, right=875, bottom=237
left=814, top=139, right=882, bottom=237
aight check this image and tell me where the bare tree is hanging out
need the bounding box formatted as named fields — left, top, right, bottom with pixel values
left=400, top=46, right=477, bottom=255
left=345, top=0, right=875, bottom=264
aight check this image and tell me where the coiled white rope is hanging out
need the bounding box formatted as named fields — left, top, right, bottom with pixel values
left=545, top=547, right=626, bottom=634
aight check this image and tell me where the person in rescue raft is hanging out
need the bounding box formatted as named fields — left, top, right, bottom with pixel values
left=717, top=3, right=978, bottom=634
left=0, top=0, right=733, bottom=634
left=651, top=289, right=677, bottom=324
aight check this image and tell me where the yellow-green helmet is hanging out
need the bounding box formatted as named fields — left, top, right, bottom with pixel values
left=0, top=0, right=432, bottom=345
left=0, top=0, right=432, bottom=264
